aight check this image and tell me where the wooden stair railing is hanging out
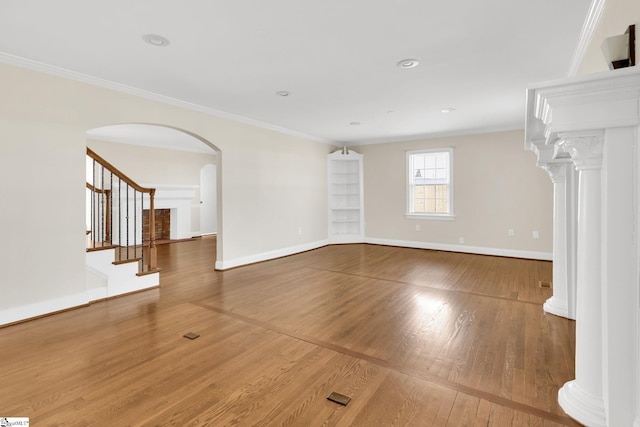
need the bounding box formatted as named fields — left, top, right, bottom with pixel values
left=86, top=147, right=158, bottom=274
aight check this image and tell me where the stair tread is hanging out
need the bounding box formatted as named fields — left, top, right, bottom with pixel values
left=87, top=244, right=119, bottom=252
left=137, top=268, right=162, bottom=277
left=113, top=258, right=142, bottom=265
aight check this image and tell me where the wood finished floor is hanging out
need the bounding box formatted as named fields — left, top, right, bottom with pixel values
left=1, top=237, right=580, bottom=426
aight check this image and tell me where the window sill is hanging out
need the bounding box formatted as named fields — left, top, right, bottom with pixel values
left=406, top=214, right=455, bottom=221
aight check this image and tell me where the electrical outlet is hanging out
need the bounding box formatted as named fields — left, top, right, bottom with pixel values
left=416, top=224, right=421, bottom=231
left=532, top=230, right=539, bottom=239
left=459, top=237, right=465, bottom=244
left=298, top=226, right=302, bottom=236
left=508, top=229, right=514, bottom=237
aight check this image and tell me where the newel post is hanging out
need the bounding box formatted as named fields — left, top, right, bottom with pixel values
left=148, top=188, right=157, bottom=271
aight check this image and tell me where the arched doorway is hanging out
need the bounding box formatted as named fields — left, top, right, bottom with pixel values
left=85, top=123, right=222, bottom=263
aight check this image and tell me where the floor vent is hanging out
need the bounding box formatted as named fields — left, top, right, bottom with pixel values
left=538, top=281, right=552, bottom=289
left=327, top=392, right=351, bottom=406
left=183, top=332, right=200, bottom=340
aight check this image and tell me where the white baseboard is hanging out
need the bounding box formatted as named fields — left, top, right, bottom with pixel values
left=214, top=237, right=551, bottom=270
left=215, top=239, right=330, bottom=270
left=364, top=237, right=552, bottom=261
left=0, top=292, right=90, bottom=326
left=87, top=287, right=108, bottom=302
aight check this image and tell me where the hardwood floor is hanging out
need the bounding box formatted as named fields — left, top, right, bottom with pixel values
left=1, top=237, right=580, bottom=426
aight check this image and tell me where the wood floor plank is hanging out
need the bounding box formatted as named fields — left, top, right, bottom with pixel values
left=0, top=238, right=579, bottom=426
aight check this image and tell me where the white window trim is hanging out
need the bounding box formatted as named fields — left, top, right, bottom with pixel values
left=405, top=147, right=455, bottom=219
left=405, top=213, right=456, bottom=220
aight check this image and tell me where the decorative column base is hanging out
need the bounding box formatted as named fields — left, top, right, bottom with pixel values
left=559, top=380, right=606, bottom=427
left=543, top=296, right=569, bottom=318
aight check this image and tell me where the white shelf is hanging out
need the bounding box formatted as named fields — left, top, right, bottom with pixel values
left=328, top=150, right=364, bottom=243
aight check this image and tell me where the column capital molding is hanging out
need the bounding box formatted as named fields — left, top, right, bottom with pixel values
left=556, top=131, right=604, bottom=170
left=541, top=162, right=569, bottom=183
left=525, top=68, right=640, bottom=163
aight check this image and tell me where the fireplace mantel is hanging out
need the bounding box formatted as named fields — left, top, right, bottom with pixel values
left=141, top=184, right=200, bottom=240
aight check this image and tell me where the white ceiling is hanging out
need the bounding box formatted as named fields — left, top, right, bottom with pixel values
left=0, top=0, right=592, bottom=147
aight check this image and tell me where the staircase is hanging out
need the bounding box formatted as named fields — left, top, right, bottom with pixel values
left=85, top=147, right=160, bottom=300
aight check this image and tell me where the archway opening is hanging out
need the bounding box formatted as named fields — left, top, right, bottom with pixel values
left=85, top=123, right=222, bottom=266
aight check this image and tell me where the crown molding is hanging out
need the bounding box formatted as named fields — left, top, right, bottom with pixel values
left=345, top=124, right=524, bottom=147
left=0, top=52, right=334, bottom=146
left=567, top=0, right=608, bottom=76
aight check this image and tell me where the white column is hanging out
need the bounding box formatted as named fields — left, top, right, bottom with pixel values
left=557, top=134, right=606, bottom=427
left=566, top=166, right=578, bottom=320
left=600, top=127, right=638, bottom=426
left=541, top=162, right=572, bottom=319
left=526, top=68, right=640, bottom=427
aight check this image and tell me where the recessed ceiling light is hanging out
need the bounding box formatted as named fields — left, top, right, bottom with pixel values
left=142, top=34, right=170, bottom=47
left=396, top=59, right=419, bottom=69
left=441, top=107, right=456, bottom=113
left=350, top=121, right=361, bottom=126
left=276, top=90, right=290, bottom=97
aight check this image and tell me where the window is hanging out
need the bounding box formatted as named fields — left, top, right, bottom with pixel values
left=407, top=148, right=453, bottom=218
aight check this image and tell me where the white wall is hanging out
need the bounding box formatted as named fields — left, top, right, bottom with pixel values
left=220, top=135, right=330, bottom=265
left=0, top=62, right=331, bottom=325
left=357, top=130, right=553, bottom=258
left=87, top=138, right=217, bottom=186
left=0, top=120, right=88, bottom=324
